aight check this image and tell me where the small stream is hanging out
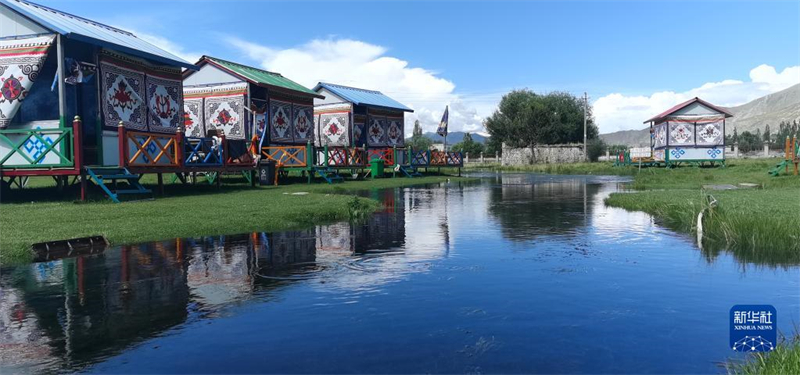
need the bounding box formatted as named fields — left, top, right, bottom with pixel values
left=1, top=173, right=798, bottom=374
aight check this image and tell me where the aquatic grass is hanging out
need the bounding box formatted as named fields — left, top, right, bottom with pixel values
left=605, top=188, right=800, bottom=267
left=0, top=175, right=471, bottom=264
left=470, top=159, right=800, bottom=189
left=467, top=161, right=635, bottom=176
left=481, top=158, right=800, bottom=266
left=727, top=334, right=800, bottom=375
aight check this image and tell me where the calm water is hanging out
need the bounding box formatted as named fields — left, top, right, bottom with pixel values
left=1, top=174, right=798, bottom=374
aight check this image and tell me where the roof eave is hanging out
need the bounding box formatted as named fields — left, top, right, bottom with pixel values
left=2, top=0, right=197, bottom=70
left=315, top=82, right=413, bottom=112
left=363, top=103, right=414, bottom=113
left=0, top=0, right=68, bottom=35
left=258, top=82, right=325, bottom=99
left=643, top=97, right=733, bottom=123
left=67, top=33, right=197, bottom=70
left=204, top=58, right=322, bottom=98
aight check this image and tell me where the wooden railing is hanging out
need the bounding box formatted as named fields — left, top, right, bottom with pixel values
left=0, top=123, right=76, bottom=169
left=321, top=146, right=367, bottom=167
left=184, top=136, right=224, bottom=167
left=430, top=150, right=463, bottom=166
left=410, top=149, right=430, bottom=166
left=261, top=143, right=310, bottom=168
left=119, top=123, right=180, bottom=168
left=367, top=148, right=394, bottom=166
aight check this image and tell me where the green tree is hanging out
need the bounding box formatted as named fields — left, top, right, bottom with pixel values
left=484, top=135, right=502, bottom=156
left=586, top=138, right=607, bottom=162
left=408, top=120, right=433, bottom=151
left=412, top=119, right=423, bottom=137
left=763, top=124, right=771, bottom=144
left=484, top=90, right=599, bottom=148
left=451, top=132, right=485, bottom=156
left=738, top=131, right=762, bottom=153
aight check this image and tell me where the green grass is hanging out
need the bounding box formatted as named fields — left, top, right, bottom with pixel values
left=602, top=159, right=799, bottom=266
left=727, top=335, right=800, bottom=375
left=0, top=174, right=468, bottom=265
left=605, top=188, right=800, bottom=266
left=466, top=162, right=634, bottom=176
left=473, top=159, right=800, bottom=266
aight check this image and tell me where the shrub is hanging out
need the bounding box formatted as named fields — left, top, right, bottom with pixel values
left=586, top=138, right=607, bottom=162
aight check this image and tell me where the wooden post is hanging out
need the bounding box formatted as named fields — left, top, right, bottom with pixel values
left=221, top=134, right=228, bottom=166
left=786, top=136, right=791, bottom=175
left=117, top=121, right=126, bottom=168
left=793, top=136, right=798, bottom=175
left=157, top=173, right=164, bottom=195
left=73, top=116, right=84, bottom=171
left=175, top=127, right=184, bottom=168
left=56, top=35, right=66, bottom=126
left=73, top=116, right=86, bottom=201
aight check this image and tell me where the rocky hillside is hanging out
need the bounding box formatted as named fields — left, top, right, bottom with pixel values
left=725, top=83, right=800, bottom=133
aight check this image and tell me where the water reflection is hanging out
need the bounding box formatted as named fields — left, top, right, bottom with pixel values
left=488, top=175, right=603, bottom=241
left=0, top=188, right=419, bottom=373
left=1, top=176, right=797, bottom=374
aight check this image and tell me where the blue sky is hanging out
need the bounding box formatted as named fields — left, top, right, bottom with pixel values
left=36, top=0, right=800, bottom=133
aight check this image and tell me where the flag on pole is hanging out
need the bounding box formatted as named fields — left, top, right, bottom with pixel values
left=437, top=105, right=449, bottom=137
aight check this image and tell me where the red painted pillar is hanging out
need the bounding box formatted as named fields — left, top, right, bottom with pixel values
left=117, top=121, right=126, bottom=168
left=175, top=127, right=184, bottom=168
left=73, top=116, right=86, bottom=201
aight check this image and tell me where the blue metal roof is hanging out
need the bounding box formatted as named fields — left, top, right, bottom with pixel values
left=313, top=82, right=414, bottom=112
left=0, top=0, right=196, bottom=70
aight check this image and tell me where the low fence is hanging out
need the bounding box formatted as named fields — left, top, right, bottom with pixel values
left=463, top=153, right=500, bottom=164
left=0, top=125, right=75, bottom=169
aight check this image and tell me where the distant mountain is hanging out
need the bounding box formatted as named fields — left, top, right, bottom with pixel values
left=600, top=83, right=800, bottom=146
left=407, top=131, right=488, bottom=144
left=724, top=83, right=800, bottom=133
left=599, top=128, right=651, bottom=147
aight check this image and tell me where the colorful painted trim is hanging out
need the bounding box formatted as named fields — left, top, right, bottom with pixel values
left=0, top=35, right=55, bottom=128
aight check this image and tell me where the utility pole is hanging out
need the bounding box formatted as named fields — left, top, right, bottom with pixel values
left=583, top=92, right=588, bottom=161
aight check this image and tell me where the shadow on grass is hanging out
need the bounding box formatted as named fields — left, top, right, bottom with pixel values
left=1, top=177, right=261, bottom=204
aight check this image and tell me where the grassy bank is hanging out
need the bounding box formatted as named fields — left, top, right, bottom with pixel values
left=466, top=162, right=634, bottom=176
left=472, top=159, right=800, bottom=265
left=728, top=335, right=800, bottom=375
left=0, top=174, right=467, bottom=265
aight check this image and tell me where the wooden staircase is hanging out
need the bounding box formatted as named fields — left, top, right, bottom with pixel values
left=313, top=167, right=344, bottom=184
left=85, top=167, right=151, bottom=203
left=398, top=165, right=422, bottom=178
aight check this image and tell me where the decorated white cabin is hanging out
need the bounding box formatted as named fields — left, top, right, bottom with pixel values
left=312, top=83, right=413, bottom=150
left=0, top=0, right=196, bottom=198
left=182, top=56, right=322, bottom=146
left=645, top=97, right=732, bottom=165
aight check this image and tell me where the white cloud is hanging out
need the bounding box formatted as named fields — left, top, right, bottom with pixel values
left=594, top=64, right=800, bottom=134
left=133, top=31, right=205, bottom=64
left=228, top=37, right=490, bottom=134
